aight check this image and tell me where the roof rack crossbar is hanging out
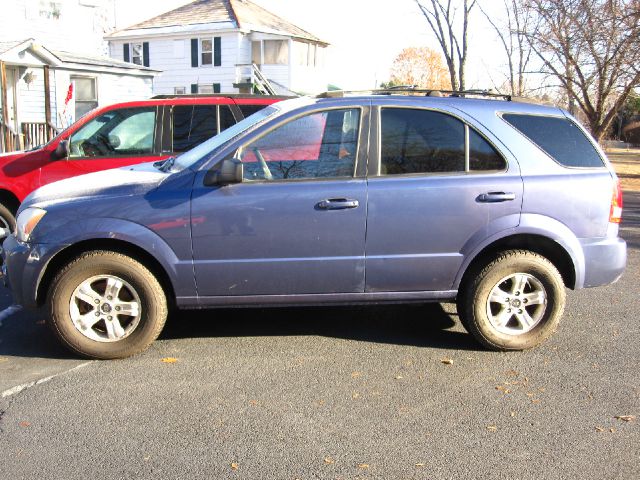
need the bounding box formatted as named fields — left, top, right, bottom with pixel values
left=316, top=88, right=527, bottom=102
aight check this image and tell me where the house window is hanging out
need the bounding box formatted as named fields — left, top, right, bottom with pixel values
left=174, top=87, right=186, bottom=95
left=201, top=39, right=213, bottom=65
left=71, top=76, right=98, bottom=119
left=263, top=40, right=289, bottom=65
left=196, top=84, right=221, bottom=94
left=131, top=43, right=143, bottom=65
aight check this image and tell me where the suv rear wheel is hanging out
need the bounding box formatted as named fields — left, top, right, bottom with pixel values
left=458, top=250, right=566, bottom=351
left=48, top=251, right=168, bottom=359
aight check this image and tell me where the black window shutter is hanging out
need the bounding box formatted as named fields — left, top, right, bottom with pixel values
left=214, top=37, right=221, bottom=66
left=142, top=42, right=150, bottom=67
left=191, top=84, right=198, bottom=94
left=191, top=39, right=198, bottom=67
left=213, top=83, right=221, bottom=93
left=123, top=43, right=130, bottom=63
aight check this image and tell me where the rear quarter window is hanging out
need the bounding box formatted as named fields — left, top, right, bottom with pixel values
left=502, top=113, right=604, bottom=168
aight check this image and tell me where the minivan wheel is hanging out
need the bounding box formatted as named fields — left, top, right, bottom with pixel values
left=48, top=251, right=168, bottom=359
left=457, top=250, right=566, bottom=351
left=0, top=203, right=16, bottom=240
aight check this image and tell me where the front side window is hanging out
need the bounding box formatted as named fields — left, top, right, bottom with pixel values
left=69, top=107, right=156, bottom=158
left=502, top=113, right=604, bottom=168
left=173, top=105, right=217, bottom=153
left=239, top=108, right=360, bottom=181
left=380, top=108, right=506, bottom=175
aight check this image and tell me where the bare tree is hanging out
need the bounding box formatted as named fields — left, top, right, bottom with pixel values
left=387, top=47, right=452, bottom=89
left=522, top=0, right=640, bottom=141
left=478, top=0, right=536, bottom=96
left=414, top=0, right=477, bottom=91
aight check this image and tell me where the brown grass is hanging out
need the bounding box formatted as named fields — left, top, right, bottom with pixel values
left=605, top=148, right=640, bottom=192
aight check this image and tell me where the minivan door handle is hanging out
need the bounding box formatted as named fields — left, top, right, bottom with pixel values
left=316, top=198, right=360, bottom=210
left=476, top=192, right=517, bottom=203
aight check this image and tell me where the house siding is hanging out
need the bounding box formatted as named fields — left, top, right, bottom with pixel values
left=110, top=32, right=249, bottom=95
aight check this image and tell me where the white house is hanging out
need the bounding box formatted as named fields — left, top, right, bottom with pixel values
left=0, top=1, right=157, bottom=153
left=106, top=0, right=330, bottom=95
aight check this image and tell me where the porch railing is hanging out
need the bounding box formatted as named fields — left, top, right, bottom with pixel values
left=21, top=122, right=58, bottom=150
left=0, top=121, right=21, bottom=153
left=0, top=121, right=58, bottom=153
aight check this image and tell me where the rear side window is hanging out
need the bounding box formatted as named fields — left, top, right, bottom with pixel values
left=380, top=108, right=506, bottom=175
left=502, top=114, right=604, bottom=168
left=239, top=104, right=265, bottom=119
left=173, top=105, right=217, bottom=152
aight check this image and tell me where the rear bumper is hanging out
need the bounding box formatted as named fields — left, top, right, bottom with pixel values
left=580, top=236, right=626, bottom=288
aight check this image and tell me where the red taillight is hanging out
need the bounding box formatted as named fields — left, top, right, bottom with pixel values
left=609, top=178, right=623, bottom=224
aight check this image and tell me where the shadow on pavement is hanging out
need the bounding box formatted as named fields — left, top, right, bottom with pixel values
left=160, top=302, right=481, bottom=352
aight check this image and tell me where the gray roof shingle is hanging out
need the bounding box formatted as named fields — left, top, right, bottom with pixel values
left=113, top=0, right=326, bottom=44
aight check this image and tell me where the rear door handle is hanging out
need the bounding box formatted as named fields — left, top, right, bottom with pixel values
left=476, top=192, right=517, bottom=203
left=316, top=198, right=360, bottom=210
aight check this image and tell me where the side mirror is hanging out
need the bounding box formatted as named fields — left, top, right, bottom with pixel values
left=52, top=140, right=69, bottom=160
left=204, top=157, right=244, bottom=186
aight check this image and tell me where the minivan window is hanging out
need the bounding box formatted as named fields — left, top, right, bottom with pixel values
left=239, top=105, right=264, bottom=118
left=469, top=128, right=506, bottom=171
left=69, top=107, right=156, bottom=158
left=172, top=105, right=217, bottom=153
left=502, top=114, right=604, bottom=168
left=172, top=105, right=278, bottom=171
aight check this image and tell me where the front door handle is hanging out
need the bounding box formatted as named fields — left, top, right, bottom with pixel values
left=316, top=198, right=360, bottom=210
left=476, top=192, right=517, bottom=203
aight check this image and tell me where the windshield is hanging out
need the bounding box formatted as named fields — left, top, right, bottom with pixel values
left=171, top=105, right=279, bottom=171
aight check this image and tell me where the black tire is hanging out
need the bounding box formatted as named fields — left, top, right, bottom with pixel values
left=457, top=250, right=566, bottom=351
left=48, top=251, right=168, bottom=359
left=0, top=202, right=16, bottom=239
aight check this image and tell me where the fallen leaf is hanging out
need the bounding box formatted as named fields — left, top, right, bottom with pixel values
left=538, top=387, right=546, bottom=392
left=495, top=385, right=510, bottom=394
left=441, top=358, right=454, bottom=365
left=610, top=428, right=616, bottom=433
left=324, top=457, right=335, bottom=464
left=614, top=415, right=636, bottom=422
left=19, top=421, right=30, bottom=427
left=351, top=371, right=361, bottom=378
left=510, top=411, right=516, bottom=417
left=526, top=392, right=535, bottom=397
left=395, top=375, right=404, bottom=380
left=357, top=464, right=370, bottom=469
left=595, top=426, right=605, bottom=432
left=487, top=425, right=497, bottom=432
left=352, top=392, right=360, bottom=399
left=230, top=462, right=239, bottom=471
left=415, top=463, right=427, bottom=467
left=161, top=357, right=178, bottom=363
left=249, top=400, right=259, bottom=406
left=506, top=369, right=519, bottom=376
left=531, top=399, right=541, bottom=404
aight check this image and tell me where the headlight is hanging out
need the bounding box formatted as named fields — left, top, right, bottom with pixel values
left=16, top=207, right=47, bottom=243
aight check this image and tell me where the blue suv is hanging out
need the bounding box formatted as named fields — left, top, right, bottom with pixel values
left=1, top=91, right=627, bottom=359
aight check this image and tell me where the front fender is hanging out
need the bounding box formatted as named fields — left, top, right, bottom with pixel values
left=453, top=213, right=583, bottom=289
left=36, top=217, right=195, bottom=298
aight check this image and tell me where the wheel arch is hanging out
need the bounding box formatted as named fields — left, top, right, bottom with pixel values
left=455, top=230, right=582, bottom=295
left=0, top=188, right=20, bottom=214
left=36, top=238, right=177, bottom=308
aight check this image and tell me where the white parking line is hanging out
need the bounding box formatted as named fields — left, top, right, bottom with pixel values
left=1, top=362, right=92, bottom=398
left=0, top=304, right=22, bottom=327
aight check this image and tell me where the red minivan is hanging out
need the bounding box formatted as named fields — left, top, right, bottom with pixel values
left=0, top=94, right=288, bottom=238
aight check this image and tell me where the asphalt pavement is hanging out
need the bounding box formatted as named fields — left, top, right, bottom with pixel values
left=0, top=193, right=638, bottom=479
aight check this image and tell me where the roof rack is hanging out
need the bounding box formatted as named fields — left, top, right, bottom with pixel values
left=316, top=87, right=537, bottom=103
left=151, top=93, right=293, bottom=100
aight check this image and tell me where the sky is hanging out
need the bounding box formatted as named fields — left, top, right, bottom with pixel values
left=113, top=0, right=508, bottom=90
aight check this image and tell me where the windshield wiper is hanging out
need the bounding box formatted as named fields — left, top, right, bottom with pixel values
left=154, top=156, right=175, bottom=172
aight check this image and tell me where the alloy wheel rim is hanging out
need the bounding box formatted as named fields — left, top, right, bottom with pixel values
left=486, top=273, right=547, bottom=335
left=69, top=275, right=142, bottom=342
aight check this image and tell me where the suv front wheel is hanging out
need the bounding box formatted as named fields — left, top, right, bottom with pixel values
left=458, top=250, right=566, bottom=350
left=48, top=251, right=168, bottom=359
